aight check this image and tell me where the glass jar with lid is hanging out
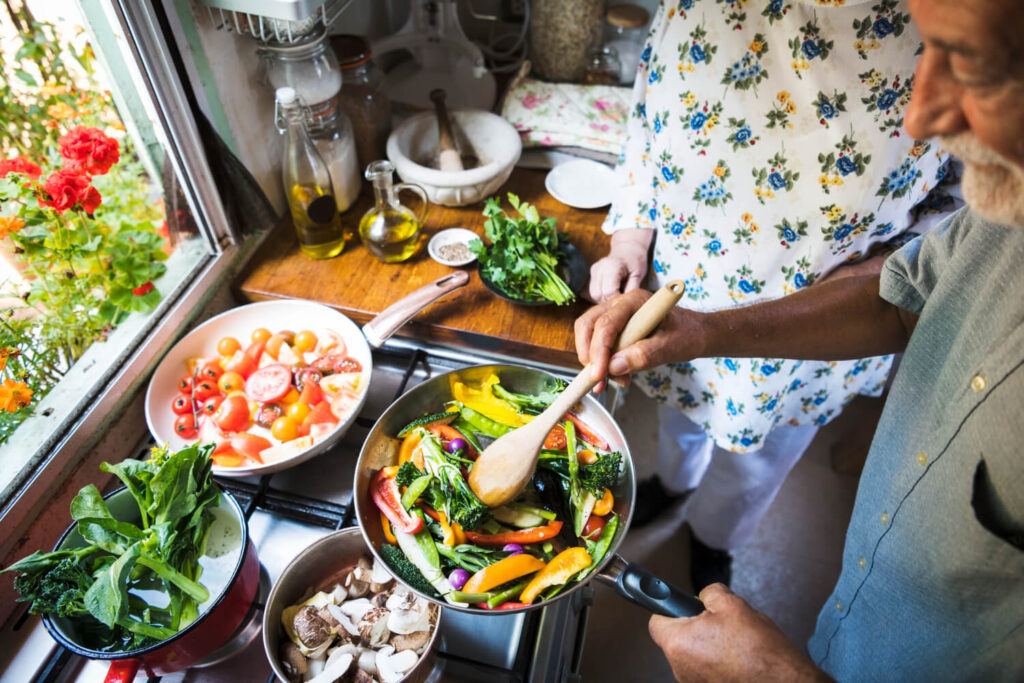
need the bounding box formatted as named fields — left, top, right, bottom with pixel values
left=529, top=0, right=604, bottom=82
left=259, top=28, right=342, bottom=121
left=331, top=34, right=391, bottom=172
left=604, top=3, right=651, bottom=85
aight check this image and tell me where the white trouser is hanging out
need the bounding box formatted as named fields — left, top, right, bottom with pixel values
left=657, top=404, right=819, bottom=550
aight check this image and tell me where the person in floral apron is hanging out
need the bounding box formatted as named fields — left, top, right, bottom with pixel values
left=588, top=0, right=959, bottom=588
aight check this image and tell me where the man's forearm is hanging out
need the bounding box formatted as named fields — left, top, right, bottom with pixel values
left=699, top=273, right=913, bottom=361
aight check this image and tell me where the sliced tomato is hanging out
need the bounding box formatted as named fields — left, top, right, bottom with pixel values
left=316, top=329, right=346, bottom=355
left=244, top=338, right=267, bottom=366
left=172, top=394, right=194, bottom=415
left=230, top=433, right=271, bottom=463
left=330, top=389, right=360, bottom=421
left=566, top=412, right=610, bottom=450
left=174, top=413, right=198, bottom=439
left=244, top=364, right=293, bottom=403
left=298, top=378, right=323, bottom=406
left=197, top=415, right=224, bottom=444
left=294, top=368, right=322, bottom=392
left=224, top=350, right=257, bottom=378
left=544, top=424, right=567, bottom=450
left=311, top=356, right=336, bottom=374
left=332, top=356, right=361, bottom=373
left=304, top=400, right=337, bottom=427
left=309, top=422, right=337, bottom=442
left=213, top=394, right=250, bottom=432
left=212, top=452, right=244, bottom=468
left=255, top=404, right=283, bottom=429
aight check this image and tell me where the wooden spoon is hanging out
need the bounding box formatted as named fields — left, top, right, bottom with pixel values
left=469, top=280, right=686, bottom=507
left=430, top=88, right=464, bottom=173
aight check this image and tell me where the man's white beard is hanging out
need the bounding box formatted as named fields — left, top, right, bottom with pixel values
left=940, top=133, right=1024, bottom=227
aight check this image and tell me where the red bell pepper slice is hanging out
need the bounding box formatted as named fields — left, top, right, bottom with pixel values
left=371, top=468, right=423, bottom=535
left=566, top=412, right=609, bottom=451
left=476, top=601, right=531, bottom=610
left=464, top=520, right=563, bottom=546
left=428, top=423, right=479, bottom=459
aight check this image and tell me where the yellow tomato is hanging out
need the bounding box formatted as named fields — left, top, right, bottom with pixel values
left=217, top=337, right=241, bottom=356
left=286, top=402, right=310, bottom=422
left=218, top=371, right=245, bottom=393
left=294, top=330, right=318, bottom=353
left=265, top=333, right=284, bottom=359
left=251, top=328, right=272, bottom=344
left=271, top=416, right=300, bottom=441
left=280, top=388, right=300, bottom=404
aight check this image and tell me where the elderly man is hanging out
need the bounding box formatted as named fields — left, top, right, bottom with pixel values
left=575, top=0, right=1024, bottom=678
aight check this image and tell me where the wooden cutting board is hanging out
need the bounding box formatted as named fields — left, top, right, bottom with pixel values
left=234, top=167, right=613, bottom=368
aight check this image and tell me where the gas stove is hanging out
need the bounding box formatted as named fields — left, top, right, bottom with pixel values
left=8, top=341, right=591, bottom=683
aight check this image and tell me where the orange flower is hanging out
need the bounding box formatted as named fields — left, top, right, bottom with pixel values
left=47, top=102, right=79, bottom=120
left=0, top=379, right=33, bottom=412
left=40, top=80, right=71, bottom=98
left=0, top=216, right=25, bottom=240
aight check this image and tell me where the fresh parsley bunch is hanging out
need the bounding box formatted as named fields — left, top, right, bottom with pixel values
left=469, top=193, right=576, bottom=305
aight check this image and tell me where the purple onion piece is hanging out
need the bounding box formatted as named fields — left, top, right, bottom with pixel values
left=502, top=543, right=524, bottom=555
left=446, top=437, right=468, bottom=454
left=448, top=568, right=471, bottom=590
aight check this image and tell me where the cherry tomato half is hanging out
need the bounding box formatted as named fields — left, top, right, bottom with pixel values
left=218, top=371, right=245, bottom=393
left=217, top=336, right=241, bottom=357
left=198, top=361, right=223, bottom=382
left=171, top=394, right=194, bottom=416
left=193, top=379, right=219, bottom=401
left=200, top=395, right=224, bottom=416
left=174, top=413, right=198, bottom=439
left=582, top=515, right=606, bottom=542
left=331, top=356, right=361, bottom=373
left=179, top=375, right=194, bottom=393
left=213, top=394, right=250, bottom=433
left=256, top=404, right=283, bottom=429
left=311, top=356, right=336, bottom=375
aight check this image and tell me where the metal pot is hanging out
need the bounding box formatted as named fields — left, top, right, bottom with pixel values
left=264, top=527, right=441, bottom=683
left=43, top=487, right=259, bottom=682
left=354, top=364, right=704, bottom=618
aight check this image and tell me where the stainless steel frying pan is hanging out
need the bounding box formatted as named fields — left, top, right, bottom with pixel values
left=354, top=364, right=704, bottom=617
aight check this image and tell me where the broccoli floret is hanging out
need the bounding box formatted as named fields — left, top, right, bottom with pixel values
left=579, top=452, right=623, bottom=496
left=379, top=543, right=439, bottom=598
left=493, top=379, right=568, bottom=414
left=395, top=461, right=422, bottom=488
left=14, top=558, right=93, bottom=617
left=418, top=434, right=489, bottom=531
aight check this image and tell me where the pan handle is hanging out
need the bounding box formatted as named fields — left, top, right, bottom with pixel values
left=105, top=659, right=141, bottom=683
left=362, top=270, right=470, bottom=348
left=596, top=554, right=704, bottom=618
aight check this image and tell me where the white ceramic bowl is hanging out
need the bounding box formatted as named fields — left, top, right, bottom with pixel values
left=386, top=109, right=522, bottom=207
left=145, top=300, right=372, bottom=477
left=427, top=227, right=478, bottom=267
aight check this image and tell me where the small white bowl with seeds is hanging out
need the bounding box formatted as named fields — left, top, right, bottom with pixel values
left=428, top=228, right=478, bottom=267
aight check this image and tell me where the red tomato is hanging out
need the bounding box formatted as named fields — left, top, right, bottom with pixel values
left=332, top=356, right=361, bottom=373
left=193, top=379, right=218, bottom=401
left=174, top=413, right=198, bottom=439
left=582, top=515, right=606, bottom=542
left=303, top=401, right=337, bottom=428
left=198, top=361, right=223, bottom=382
left=294, top=368, right=322, bottom=392
left=230, top=433, right=271, bottom=462
left=200, top=395, right=223, bottom=416
left=244, top=339, right=267, bottom=366
left=171, top=394, right=194, bottom=415
left=255, top=404, right=283, bottom=429
left=298, top=377, right=323, bottom=406
left=224, top=350, right=257, bottom=378
left=311, top=356, right=336, bottom=374
left=244, top=364, right=293, bottom=403
left=179, top=375, right=194, bottom=393
left=213, top=394, right=250, bottom=432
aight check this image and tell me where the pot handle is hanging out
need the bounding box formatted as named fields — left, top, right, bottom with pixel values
left=362, top=270, right=470, bottom=348
left=596, top=554, right=704, bottom=618
left=105, top=659, right=141, bottom=683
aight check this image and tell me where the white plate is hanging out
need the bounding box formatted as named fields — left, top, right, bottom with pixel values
left=145, top=300, right=372, bottom=477
left=544, top=159, right=616, bottom=209
left=427, top=228, right=479, bottom=267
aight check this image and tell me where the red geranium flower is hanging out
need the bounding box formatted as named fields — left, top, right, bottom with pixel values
left=39, top=169, right=94, bottom=214
left=58, top=126, right=120, bottom=176
left=132, top=281, right=154, bottom=296
left=79, top=185, right=102, bottom=214
left=0, top=156, right=42, bottom=180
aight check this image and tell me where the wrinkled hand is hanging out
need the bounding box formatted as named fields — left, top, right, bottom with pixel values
left=649, top=584, right=830, bottom=683
left=587, top=228, right=654, bottom=302
left=574, top=288, right=704, bottom=392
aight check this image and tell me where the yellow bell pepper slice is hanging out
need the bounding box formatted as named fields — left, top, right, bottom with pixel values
left=463, top=553, right=546, bottom=594
left=519, top=547, right=592, bottom=604
left=380, top=511, right=397, bottom=544
left=450, top=373, right=531, bottom=428
left=398, top=431, right=424, bottom=468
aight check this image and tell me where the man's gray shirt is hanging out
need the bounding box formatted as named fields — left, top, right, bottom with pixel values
left=807, top=208, right=1024, bottom=681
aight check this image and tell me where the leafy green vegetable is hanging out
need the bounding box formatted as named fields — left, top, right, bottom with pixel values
left=577, top=513, right=619, bottom=582
left=492, top=378, right=568, bottom=414
left=470, top=193, right=576, bottom=305
left=537, top=451, right=624, bottom=497
left=564, top=420, right=594, bottom=537
left=435, top=543, right=504, bottom=572
left=379, top=543, right=439, bottom=598
left=418, top=432, right=490, bottom=531
left=3, top=444, right=219, bottom=651
left=395, top=461, right=423, bottom=489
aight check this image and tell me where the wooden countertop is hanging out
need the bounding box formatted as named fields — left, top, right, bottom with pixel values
left=234, top=167, right=610, bottom=368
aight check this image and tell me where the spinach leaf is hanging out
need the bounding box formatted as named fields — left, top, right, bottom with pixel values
left=84, top=543, right=141, bottom=629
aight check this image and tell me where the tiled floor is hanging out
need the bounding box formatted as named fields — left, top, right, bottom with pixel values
left=580, top=389, right=882, bottom=681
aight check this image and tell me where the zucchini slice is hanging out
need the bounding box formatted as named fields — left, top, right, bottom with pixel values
left=396, top=411, right=457, bottom=438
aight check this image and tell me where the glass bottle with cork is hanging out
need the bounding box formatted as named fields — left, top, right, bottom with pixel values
left=276, top=86, right=345, bottom=259
left=358, top=160, right=428, bottom=263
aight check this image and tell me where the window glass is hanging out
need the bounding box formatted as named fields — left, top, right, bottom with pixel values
left=0, top=1, right=209, bottom=498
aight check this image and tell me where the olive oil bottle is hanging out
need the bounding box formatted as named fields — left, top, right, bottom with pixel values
left=277, top=87, right=344, bottom=259
left=358, top=160, right=428, bottom=263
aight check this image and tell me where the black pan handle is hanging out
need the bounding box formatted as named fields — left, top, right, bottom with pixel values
left=596, top=554, right=704, bottom=617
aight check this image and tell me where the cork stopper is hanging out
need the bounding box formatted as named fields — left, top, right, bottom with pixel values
left=606, top=3, right=650, bottom=29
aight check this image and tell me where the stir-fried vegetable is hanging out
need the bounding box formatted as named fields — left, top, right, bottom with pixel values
left=519, top=548, right=593, bottom=604
left=492, top=378, right=568, bottom=414
left=416, top=431, right=490, bottom=531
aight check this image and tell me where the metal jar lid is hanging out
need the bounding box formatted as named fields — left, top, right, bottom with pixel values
left=331, top=34, right=372, bottom=70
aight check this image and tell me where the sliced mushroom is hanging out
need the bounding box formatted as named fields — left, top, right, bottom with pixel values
left=339, top=597, right=373, bottom=622
left=370, top=556, right=394, bottom=592
left=371, top=589, right=392, bottom=609
left=326, top=603, right=361, bottom=638
left=389, top=630, right=431, bottom=652
left=279, top=641, right=308, bottom=682
left=352, top=669, right=375, bottom=683
left=387, top=604, right=431, bottom=635
left=331, top=583, right=347, bottom=606
left=294, top=605, right=332, bottom=650
left=357, top=647, right=377, bottom=675
left=376, top=646, right=419, bottom=683
left=317, top=605, right=340, bottom=631
left=358, top=607, right=391, bottom=648
left=345, top=567, right=370, bottom=598
left=385, top=587, right=416, bottom=612
left=305, top=652, right=353, bottom=683
left=305, top=655, right=326, bottom=681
